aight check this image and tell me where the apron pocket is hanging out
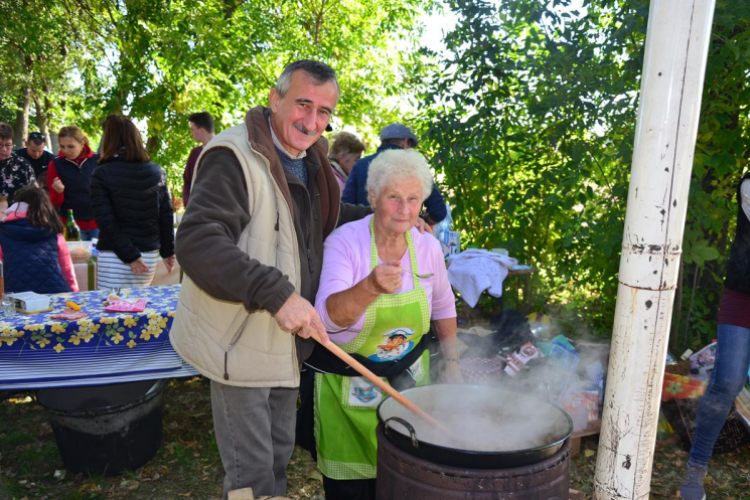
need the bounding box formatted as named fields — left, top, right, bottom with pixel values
left=342, top=376, right=385, bottom=409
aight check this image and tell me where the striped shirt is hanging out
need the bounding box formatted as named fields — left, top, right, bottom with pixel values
left=97, top=250, right=159, bottom=290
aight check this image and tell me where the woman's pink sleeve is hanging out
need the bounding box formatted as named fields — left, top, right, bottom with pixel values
left=315, top=231, right=361, bottom=332
left=57, top=234, right=79, bottom=292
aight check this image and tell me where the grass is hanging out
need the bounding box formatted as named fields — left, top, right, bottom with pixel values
left=1, top=377, right=749, bottom=499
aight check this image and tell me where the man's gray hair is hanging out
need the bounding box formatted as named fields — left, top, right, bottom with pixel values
left=276, top=60, right=339, bottom=97
left=366, top=149, right=433, bottom=205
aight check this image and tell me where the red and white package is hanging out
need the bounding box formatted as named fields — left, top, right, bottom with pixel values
left=504, top=342, right=541, bottom=377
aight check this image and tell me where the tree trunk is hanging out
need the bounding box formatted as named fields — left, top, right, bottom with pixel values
left=33, top=92, right=54, bottom=152
left=14, top=88, right=31, bottom=148
left=146, top=134, right=160, bottom=156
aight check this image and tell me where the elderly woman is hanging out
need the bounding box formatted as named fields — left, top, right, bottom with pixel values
left=0, top=122, right=36, bottom=202
left=310, top=149, right=461, bottom=499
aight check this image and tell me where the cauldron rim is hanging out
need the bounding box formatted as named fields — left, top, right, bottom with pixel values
left=376, top=384, right=573, bottom=469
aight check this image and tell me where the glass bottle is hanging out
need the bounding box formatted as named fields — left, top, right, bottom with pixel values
left=64, top=209, right=81, bottom=241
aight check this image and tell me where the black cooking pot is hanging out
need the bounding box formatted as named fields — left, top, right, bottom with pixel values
left=376, top=384, right=572, bottom=469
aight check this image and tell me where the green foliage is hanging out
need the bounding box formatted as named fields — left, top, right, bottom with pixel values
left=417, top=0, right=750, bottom=343
left=0, top=0, right=434, bottom=190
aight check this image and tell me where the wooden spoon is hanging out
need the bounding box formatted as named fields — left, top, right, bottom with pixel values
left=311, top=333, right=450, bottom=434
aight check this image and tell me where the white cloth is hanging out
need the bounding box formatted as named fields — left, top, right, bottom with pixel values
left=4, top=201, right=29, bottom=219
left=446, top=249, right=518, bottom=307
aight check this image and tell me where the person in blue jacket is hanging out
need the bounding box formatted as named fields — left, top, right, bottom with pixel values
left=341, top=123, right=447, bottom=225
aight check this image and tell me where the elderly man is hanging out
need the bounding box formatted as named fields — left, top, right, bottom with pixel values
left=170, top=60, right=371, bottom=498
left=342, top=123, right=448, bottom=225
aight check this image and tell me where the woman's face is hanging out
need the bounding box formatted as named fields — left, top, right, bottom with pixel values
left=371, top=177, right=423, bottom=236
left=0, top=138, right=13, bottom=161
left=59, top=136, right=85, bottom=160
left=337, top=152, right=362, bottom=174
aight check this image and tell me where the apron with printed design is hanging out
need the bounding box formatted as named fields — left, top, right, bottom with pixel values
left=314, top=220, right=431, bottom=480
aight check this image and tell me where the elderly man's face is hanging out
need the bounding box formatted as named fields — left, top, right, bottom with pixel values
left=269, top=71, right=338, bottom=157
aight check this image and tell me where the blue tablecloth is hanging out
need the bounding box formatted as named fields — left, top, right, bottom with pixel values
left=0, top=285, right=198, bottom=389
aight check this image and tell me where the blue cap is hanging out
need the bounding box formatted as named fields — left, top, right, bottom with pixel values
left=380, top=123, right=418, bottom=147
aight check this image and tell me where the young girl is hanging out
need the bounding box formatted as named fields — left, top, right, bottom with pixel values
left=0, top=186, right=78, bottom=293
left=46, top=126, right=100, bottom=241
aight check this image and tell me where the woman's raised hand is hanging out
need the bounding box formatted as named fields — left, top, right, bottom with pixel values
left=367, top=260, right=403, bottom=295
left=52, top=177, right=65, bottom=193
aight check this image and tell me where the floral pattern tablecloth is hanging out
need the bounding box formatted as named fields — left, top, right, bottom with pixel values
left=0, top=285, right=198, bottom=389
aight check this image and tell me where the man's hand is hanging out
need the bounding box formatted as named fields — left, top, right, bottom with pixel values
left=52, top=177, right=65, bottom=194
left=414, top=217, right=432, bottom=234
left=366, top=260, right=403, bottom=295
left=275, top=292, right=330, bottom=344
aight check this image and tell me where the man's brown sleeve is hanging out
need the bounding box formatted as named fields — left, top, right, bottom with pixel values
left=338, top=202, right=372, bottom=226
left=175, top=148, right=295, bottom=314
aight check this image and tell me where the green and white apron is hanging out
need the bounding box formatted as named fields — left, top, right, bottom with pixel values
left=314, top=221, right=431, bottom=480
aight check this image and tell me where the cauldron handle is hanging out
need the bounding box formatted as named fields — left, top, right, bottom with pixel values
left=384, top=417, right=419, bottom=449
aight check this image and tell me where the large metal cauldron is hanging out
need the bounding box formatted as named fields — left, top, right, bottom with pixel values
left=377, top=425, right=571, bottom=500
left=376, top=384, right=573, bottom=469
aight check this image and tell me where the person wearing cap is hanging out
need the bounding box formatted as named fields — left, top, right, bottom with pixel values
left=16, top=132, right=54, bottom=186
left=342, top=123, right=448, bottom=225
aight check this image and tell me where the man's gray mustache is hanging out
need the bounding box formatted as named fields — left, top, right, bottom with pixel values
left=293, top=123, right=317, bottom=136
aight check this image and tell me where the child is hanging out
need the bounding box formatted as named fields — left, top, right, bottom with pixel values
left=0, top=185, right=78, bottom=293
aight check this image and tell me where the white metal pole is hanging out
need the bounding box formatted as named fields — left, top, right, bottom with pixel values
left=593, top=0, right=716, bottom=498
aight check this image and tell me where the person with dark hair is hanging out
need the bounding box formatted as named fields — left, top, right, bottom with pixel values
left=0, top=122, right=36, bottom=202
left=16, top=132, right=54, bottom=185
left=342, top=123, right=448, bottom=225
left=679, top=172, right=750, bottom=500
left=329, top=131, right=365, bottom=195
left=47, top=125, right=100, bottom=240
left=90, top=115, right=175, bottom=289
left=170, top=59, right=378, bottom=499
left=182, top=111, right=215, bottom=206
left=0, top=185, right=78, bottom=293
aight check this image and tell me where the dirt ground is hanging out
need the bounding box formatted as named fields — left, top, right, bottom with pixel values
left=1, top=377, right=749, bottom=499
